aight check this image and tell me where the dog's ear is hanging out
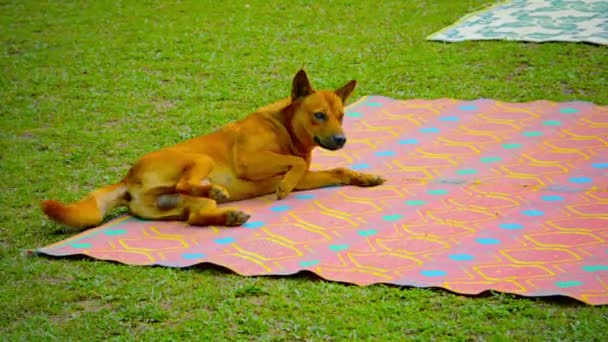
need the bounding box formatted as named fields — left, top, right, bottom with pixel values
left=291, top=69, right=314, bottom=101
left=335, top=80, right=357, bottom=103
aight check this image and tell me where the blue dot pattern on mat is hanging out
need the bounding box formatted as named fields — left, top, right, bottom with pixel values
left=458, top=104, right=478, bottom=111
left=358, top=229, right=378, bottom=237
left=543, top=120, right=562, bottom=126
left=480, top=156, right=502, bottom=163
left=592, top=162, right=608, bottom=169
left=421, top=270, right=447, bottom=277
left=449, top=254, right=475, bottom=261
left=329, top=244, right=349, bottom=251
left=71, top=243, right=92, bottom=249
left=542, top=195, right=564, bottom=202
left=243, top=221, right=264, bottom=229
left=383, top=214, right=403, bottom=221
left=582, top=265, right=608, bottom=272
left=214, top=237, right=236, bottom=245
left=299, top=260, right=320, bottom=267
left=351, top=163, right=370, bottom=170
left=427, top=189, right=448, bottom=195
left=366, top=101, right=383, bottom=107
left=271, top=205, right=291, bottom=212
left=555, top=280, right=583, bottom=288
left=439, top=116, right=460, bottom=122
left=420, top=127, right=440, bottom=133
left=503, top=143, right=522, bottom=149
left=375, top=150, right=396, bottom=157
left=456, top=169, right=478, bottom=175
left=182, top=253, right=206, bottom=260
left=522, top=209, right=545, bottom=217
left=405, top=200, right=427, bottom=206
left=104, top=229, right=127, bottom=236
left=346, top=111, right=362, bottom=118
left=559, top=107, right=579, bottom=114
left=569, top=176, right=592, bottom=183
left=500, top=223, right=524, bottom=230
left=295, top=193, right=316, bottom=200
left=476, top=238, right=501, bottom=245
left=398, top=138, right=419, bottom=145
left=522, top=131, right=544, bottom=137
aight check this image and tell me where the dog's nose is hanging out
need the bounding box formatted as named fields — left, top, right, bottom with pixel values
left=332, top=134, right=347, bottom=147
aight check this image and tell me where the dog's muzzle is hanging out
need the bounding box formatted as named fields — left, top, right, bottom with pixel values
left=315, top=134, right=347, bottom=151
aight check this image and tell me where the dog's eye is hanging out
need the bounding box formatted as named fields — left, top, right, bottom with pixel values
left=313, top=112, right=326, bottom=121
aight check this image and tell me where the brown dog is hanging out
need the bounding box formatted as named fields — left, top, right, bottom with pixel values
left=42, top=70, right=385, bottom=229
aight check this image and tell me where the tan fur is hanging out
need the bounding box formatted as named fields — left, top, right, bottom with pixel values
left=42, top=70, right=385, bottom=229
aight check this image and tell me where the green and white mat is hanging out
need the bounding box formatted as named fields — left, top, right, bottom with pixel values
left=428, top=0, right=608, bottom=45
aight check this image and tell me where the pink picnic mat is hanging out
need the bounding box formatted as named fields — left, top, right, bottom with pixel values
left=37, top=96, right=608, bottom=305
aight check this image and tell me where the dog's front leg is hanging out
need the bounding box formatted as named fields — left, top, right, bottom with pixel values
left=235, top=151, right=307, bottom=199
left=295, top=168, right=385, bottom=191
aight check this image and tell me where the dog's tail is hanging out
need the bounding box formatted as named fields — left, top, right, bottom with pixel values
left=42, top=181, right=129, bottom=229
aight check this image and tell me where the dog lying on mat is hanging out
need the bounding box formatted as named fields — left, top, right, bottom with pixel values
left=42, top=70, right=385, bottom=229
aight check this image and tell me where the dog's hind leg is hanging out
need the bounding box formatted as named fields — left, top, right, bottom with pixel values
left=183, top=196, right=250, bottom=227
left=129, top=192, right=248, bottom=227
left=174, top=154, right=229, bottom=201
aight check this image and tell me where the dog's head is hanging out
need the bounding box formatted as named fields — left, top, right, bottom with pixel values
left=289, top=69, right=356, bottom=151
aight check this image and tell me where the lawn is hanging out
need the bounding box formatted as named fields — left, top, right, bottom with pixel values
left=1, top=0, right=607, bottom=340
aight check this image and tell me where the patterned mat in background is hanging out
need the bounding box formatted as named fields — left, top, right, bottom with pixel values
left=428, top=0, right=608, bottom=45
left=38, top=96, right=608, bottom=305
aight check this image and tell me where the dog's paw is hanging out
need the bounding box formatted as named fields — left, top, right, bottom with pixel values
left=225, top=210, right=250, bottom=226
left=351, top=173, right=386, bottom=187
left=275, top=181, right=293, bottom=200
left=209, top=185, right=230, bottom=202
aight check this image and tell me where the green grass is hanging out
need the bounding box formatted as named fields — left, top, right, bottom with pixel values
left=1, top=0, right=607, bottom=340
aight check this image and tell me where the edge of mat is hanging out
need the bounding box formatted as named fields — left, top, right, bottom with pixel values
left=31, top=250, right=604, bottom=305
left=426, top=0, right=512, bottom=41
